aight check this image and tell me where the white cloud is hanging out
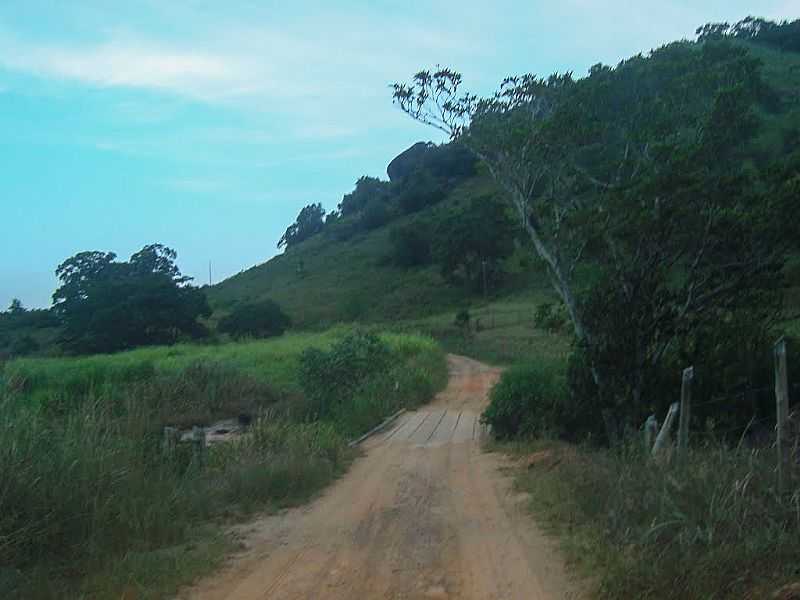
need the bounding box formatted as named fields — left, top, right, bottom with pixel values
left=0, top=34, right=242, bottom=101
left=0, top=17, right=474, bottom=104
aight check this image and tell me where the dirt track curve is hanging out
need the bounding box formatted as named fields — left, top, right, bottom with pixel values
left=182, top=354, right=579, bottom=600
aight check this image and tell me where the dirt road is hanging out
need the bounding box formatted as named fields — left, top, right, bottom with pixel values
left=183, top=355, right=579, bottom=600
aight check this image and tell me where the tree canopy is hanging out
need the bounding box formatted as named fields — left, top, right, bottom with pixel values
left=393, top=36, right=797, bottom=434
left=53, top=244, right=210, bottom=354
left=278, top=203, right=326, bottom=249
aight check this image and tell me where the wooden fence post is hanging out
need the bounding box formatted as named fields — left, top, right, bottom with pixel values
left=643, top=414, right=658, bottom=453
left=162, top=426, right=178, bottom=456
left=678, top=366, right=694, bottom=457
left=775, top=337, right=790, bottom=493
left=192, top=426, right=206, bottom=468
left=652, top=403, right=680, bottom=457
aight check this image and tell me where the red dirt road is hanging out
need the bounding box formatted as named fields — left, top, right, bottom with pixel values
left=181, top=355, right=580, bottom=600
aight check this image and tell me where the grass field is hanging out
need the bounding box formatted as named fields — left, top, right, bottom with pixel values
left=0, top=327, right=447, bottom=600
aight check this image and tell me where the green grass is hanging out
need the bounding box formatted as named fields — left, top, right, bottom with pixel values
left=0, top=328, right=447, bottom=599
left=395, top=296, right=571, bottom=367
left=500, top=439, right=800, bottom=599
left=5, top=328, right=347, bottom=402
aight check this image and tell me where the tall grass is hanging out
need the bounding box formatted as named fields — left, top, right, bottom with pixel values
left=511, top=440, right=800, bottom=598
left=0, top=328, right=446, bottom=599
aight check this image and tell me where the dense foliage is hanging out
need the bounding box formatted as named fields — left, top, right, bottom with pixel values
left=278, top=203, right=326, bottom=249
left=299, top=331, right=392, bottom=419
left=481, top=360, right=568, bottom=439
left=338, top=176, right=391, bottom=217
left=697, top=16, right=800, bottom=53
left=53, top=244, right=210, bottom=355
left=388, top=222, right=433, bottom=267
left=433, top=195, right=516, bottom=291
left=394, top=31, right=800, bottom=440
left=276, top=140, right=476, bottom=250
left=217, top=299, right=291, bottom=339
left=0, top=300, right=59, bottom=358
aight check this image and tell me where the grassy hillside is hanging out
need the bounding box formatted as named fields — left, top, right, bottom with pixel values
left=207, top=176, right=542, bottom=326
left=209, top=40, right=800, bottom=339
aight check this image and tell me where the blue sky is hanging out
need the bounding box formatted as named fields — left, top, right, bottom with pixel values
left=1, top=1, right=797, bottom=309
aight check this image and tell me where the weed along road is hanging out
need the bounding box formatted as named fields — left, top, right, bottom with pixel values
left=183, top=355, right=578, bottom=600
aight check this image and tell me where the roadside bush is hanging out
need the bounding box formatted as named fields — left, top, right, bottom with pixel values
left=298, top=331, right=392, bottom=418
left=533, top=302, right=567, bottom=332
left=481, top=360, right=570, bottom=439
left=217, top=299, right=290, bottom=339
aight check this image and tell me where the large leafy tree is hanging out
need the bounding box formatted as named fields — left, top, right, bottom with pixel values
left=338, top=176, right=391, bottom=217
left=53, top=245, right=210, bottom=354
left=393, top=40, right=794, bottom=425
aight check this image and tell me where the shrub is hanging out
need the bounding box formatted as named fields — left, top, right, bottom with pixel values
left=533, top=302, right=566, bottom=332
left=217, top=299, right=290, bottom=339
left=298, top=331, right=391, bottom=418
left=481, top=360, right=569, bottom=439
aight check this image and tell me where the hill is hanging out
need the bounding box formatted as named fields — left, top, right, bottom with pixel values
left=207, top=174, right=554, bottom=328
left=208, top=38, right=800, bottom=335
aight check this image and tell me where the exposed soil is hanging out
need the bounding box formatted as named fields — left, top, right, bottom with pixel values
left=180, top=354, right=581, bottom=600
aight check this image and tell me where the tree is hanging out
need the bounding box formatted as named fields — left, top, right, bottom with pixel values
left=53, top=245, right=210, bottom=354
left=129, top=243, right=189, bottom=282
left=338, top=176, right=391, bottom=217
left=395, top=168, right=446, bottom=214
left=278, top=203, right=326, bottom=249
left=433, top=195, right=516, bottom=290
left=393, top=43, right=793, bottom=429
left=7, top=299, right=25, bottom=314
left=697, top=17, right=800, bottom=53
left=218, top=299, right=291, bottom=339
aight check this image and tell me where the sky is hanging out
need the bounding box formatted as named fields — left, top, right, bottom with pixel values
left=1, top=1, right=797, bottom=309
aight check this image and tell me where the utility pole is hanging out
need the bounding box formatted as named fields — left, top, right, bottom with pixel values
left=208, top=261, right=212, bottom=286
